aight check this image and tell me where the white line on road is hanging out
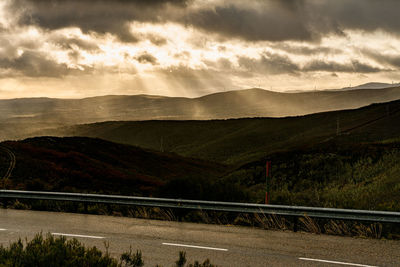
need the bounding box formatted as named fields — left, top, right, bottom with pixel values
left=51, top=233, right=105, bottom=239
left=0, top=229, right=6, bottom=231
left=162, top=242, right=228, bottom=251
left=299, top=257, right=378, bottom=267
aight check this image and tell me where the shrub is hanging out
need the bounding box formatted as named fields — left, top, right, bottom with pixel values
left=0, top=233, right=217, bottom=267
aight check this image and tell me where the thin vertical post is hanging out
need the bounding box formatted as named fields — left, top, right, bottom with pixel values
left=293, top=216, right=299, bottom=232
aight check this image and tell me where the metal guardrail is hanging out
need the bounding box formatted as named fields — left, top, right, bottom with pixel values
left=1, top=190, right=400, bottom=224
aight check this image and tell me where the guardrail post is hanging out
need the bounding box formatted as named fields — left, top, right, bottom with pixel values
left=293, top=216, right=299, bottom=232
left=1, top=198, right=8, bottom=208
left=84, top=203, right=88, bottom=214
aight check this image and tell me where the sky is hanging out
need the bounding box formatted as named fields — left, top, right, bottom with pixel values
left=1, top=0, right=400, bottom=99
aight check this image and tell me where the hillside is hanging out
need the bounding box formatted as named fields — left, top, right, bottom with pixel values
left=0, top=137, right=228, bottom=197
left=1, top=86, right=400, bottom=141
left=2, top=103, right=400, bottom=209
left=340, top=82, right=400, bottom=90
left=226, top=141, right=400, bottom=211
left=39, top=99, right=400, bottom=165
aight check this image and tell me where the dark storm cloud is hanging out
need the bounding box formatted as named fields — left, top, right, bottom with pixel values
left=237, top=52, right=385, bottom=75
left=311, top=0, right=400, bottom=34
left=238, top=52, right=300, bottom=75
left=7, top=0, right=400, bottom=43
left=182, top=0, right=400, bottom=42
left=7, top=0, right=188, bottom=42
left=0, top=51, right=92, bottom=77
left=135, top=53, right=158, bottom=65
left=184, top=4, right=312, bottom=42
left=303, top=60, right=383, bottom=73
left=271, top=44, right=342, bottom=56
left=0, top=35, right=41, bottom=59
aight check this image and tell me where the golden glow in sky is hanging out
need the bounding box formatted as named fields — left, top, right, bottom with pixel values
left=1, top=0, right=400, bottom=98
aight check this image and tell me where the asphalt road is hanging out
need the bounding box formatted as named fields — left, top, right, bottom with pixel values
left=0, top=209, right=399, bottom=266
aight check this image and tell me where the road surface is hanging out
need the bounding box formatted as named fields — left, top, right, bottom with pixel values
left=0, top=209, right=399, bottom=266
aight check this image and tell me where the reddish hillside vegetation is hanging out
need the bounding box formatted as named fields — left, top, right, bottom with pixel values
left=0, top=137, right=227, bottom=196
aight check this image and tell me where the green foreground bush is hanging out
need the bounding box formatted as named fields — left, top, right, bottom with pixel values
left=0, top=233, right=217, bottom=267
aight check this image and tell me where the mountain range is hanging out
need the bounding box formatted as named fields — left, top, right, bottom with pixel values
left=340, top=82, right=400, bottom=90
left=1, top=84, right=400, bottom=141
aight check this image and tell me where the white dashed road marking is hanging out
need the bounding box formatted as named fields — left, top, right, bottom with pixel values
left=299, top=257, right=378, bottom=267
left=51, top=233, right=105, bottom=239
left=162, top=242, right=228, bottom=251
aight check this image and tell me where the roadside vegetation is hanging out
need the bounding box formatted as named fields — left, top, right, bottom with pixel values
left=226, top=141, right=400, bottom=211
left=0, top=233, right=216, bottom=267
left=1, top=139, right=400, bottom=211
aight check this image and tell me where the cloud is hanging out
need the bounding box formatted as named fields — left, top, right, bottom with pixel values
left=136, top=53, right=158, bottom=65
left=310, top=0, right=400, bottom=35
left=238, top=52, right=300, bottom=75
left=7, top=0, right=400, bottom=44
left=0, top=50, right=92, bottom=77
left=146, top=34, right=168, bottom=46
left=184, top=4, right=313, bottom=42
left=303, top=60, right=384, bottom=73
left=7, top=0, right=188, bottom=42
left=49, top=35, right=100, bottom=51
left=183, top=0, right=400, bottom=42
left=237, top=53, right=386, bottom=75
left=361, top=49, right=400, bottom=68
left=271, top=43, right=342, bottom=56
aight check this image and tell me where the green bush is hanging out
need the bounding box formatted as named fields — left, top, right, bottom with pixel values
left=0, top=233, right=217, bottom=267
left=0, top=233, right=118, bottom=267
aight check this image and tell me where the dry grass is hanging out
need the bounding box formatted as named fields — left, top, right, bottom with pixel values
left=300, top=215, right=321, bottom=234
left=158, top=208, right=177, bottom=221
left=353, top=222, right=382, bottom=239
left=324, top=220, right=351, bottom=236
left=2, top=200, right=389, bottom=239
left=254, top=212, right=289, bottom=230
left=323, top=219, right=382, bottom=238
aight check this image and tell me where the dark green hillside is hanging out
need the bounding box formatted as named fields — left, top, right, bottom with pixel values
left=225, top=141, right=400, bottom=211
left=0, top=137, right=228, bottom=197
left=44, top=99, right=400, bottom=164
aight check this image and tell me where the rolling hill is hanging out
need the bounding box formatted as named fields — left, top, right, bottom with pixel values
left=0, top=137, right=228, bottom=197
left=340, top=82, right=400, bottom=90
left=1, top=86, right=400, bottom=141
left=38, top=99, right=400, bottom=165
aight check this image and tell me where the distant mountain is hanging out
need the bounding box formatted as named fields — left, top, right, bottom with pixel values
left=341, top=82, right=400, bottom=90
left=0, top=137, right=227, bottom=196
left=37, top=99, right=400, bottom=165
left=1, top=86, right=400, bottom=141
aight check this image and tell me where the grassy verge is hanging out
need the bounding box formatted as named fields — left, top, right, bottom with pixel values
left=2, top=201, right=399, bottom=240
